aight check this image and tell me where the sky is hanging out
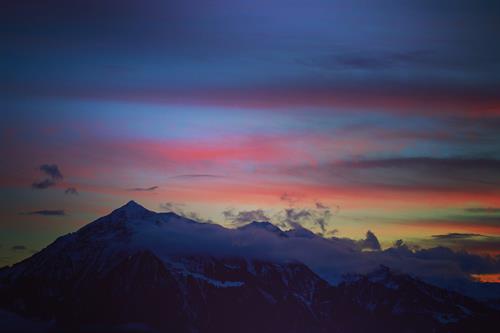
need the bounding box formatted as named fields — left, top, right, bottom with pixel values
left=1, top=0, right=500, bottom=268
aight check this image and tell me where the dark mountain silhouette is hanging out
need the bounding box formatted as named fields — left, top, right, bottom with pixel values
left=0, top=201, right=497, bottom=332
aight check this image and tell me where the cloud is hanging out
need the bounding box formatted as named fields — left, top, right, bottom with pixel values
left=127, top=186, right=158, bottom=192
left=160, top=202, right=185, bottom=212
left=20, top=210, right=66, bottom=216
left=300, top=50, right=433, bottom=71
left=341, top=157, right=500, bottom=171
left=412, top=246, right=500, bottom=275
left=280, top=192, right=301, bottom=207
left=358, top=230, right=381, bottom=251
left=11, top=245, right=26, bottom=251
left=170, top=174, right=223, bottom=179
left=315, top=201, right=329, bottom=209
left=298, top=156, right=500, bottom=192
left=31, top=178, right=56, bottom=189
left=393, top=239, right=405, bottom=248
left=31, top=163, right=63, bottom=190
left=223, top=209, right=270, bottom=226
left=421, top=233, right=500, bottom=255
left=432, top=233, right=483, bottom=240
left=278, top=208, right=333, bottom=234
left=39, top=164, right=63, bottom=180
left=326, top=229, right=339, bottom=236
left=117, top=207, right=500, bottom=298
left=181, top=212, right=214, bottom=224
left=160, top=202, right=212, bottom=223
left=465, top=207, right=500, bottom=213
left=65, top=187, right=78, bottom=195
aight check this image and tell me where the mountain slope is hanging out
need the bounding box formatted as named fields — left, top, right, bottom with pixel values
left=0, top=201, right=498, bottom=332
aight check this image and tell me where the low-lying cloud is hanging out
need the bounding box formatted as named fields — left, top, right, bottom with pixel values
left=128, top=210, right=500, bottom=300
left=160, top=202, right=213, bottom=224
left=223, top=209, right=270, bottom=226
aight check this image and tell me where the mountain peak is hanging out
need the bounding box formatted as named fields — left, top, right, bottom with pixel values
left=110, top=200, right=155, bottom=219
left=123, top=200, right=143, bottom=209
left=238, top=221, right=288, bottom=237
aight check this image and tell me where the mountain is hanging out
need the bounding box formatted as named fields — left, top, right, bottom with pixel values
left=0, top=201, right=498, bottom=332
left=332, top=266, right=497, bottom=332
left=237, top=221, right=288, bottom=238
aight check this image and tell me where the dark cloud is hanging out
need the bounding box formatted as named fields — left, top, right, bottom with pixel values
left=223, top=209, right=270, bottom=226
left=316, top=202, right=340, bottom=215
left=181, top=211, right=214, bottom=224
left=393, top=239, right=405, bottom=248
left=170, top=174, right=222, bottom=179
left=315, top=201, right=329, bottom=209
left=341, top=157, right=500, bottom=171
left=31, top=178, right=56, bottom=189
left=465, top=207, right=500, bottom=213
left=31, top=164, right=63, bottom=190
left=324, top=157, right=500, bottom=191
left=326, top=229, right=339, bottom=236
left=160, top=202, right=212, bottom=223
left=300, top=50, right=435, bottom=71
left=160, top=202, right=185, bottom=212
left=283, top=208, right=312, bottom=224
left=20, top=210, right=65, bottom=216
left=314, top=210, right=332, bottom=234
left=11, top=245, right=26, bottom=251
left=275, top=207, right=334, bottom=234
left=432, top=233, right=483, bottom=240
left=89, top=205, right=499, bottom=298
left=413, top=246, right=500, bottom=275
left=280, top=193, right=300, bottom=207
left=127, top=186, right=158, bottom=192
left=65, top=187, right=78, bottom=195
left=421, top=233, right=500, bottom=255
left=39, top=164, right=63, bottom=180
left=358, top=230, right=381, bottom=251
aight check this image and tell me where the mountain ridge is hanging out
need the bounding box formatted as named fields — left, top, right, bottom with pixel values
left=0, top=201, right=498, bottom=332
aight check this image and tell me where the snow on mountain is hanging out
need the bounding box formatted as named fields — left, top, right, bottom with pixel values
left=0, top=201, right=499, bottom=332
left=237, top=221, right=288, bottom=237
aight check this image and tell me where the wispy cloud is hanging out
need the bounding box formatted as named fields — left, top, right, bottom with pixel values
left=223, top=209, right=270, bottom=226
left=20, top=210, right=66, bottom=216
left=160, top=202, right=185, bottom=211
left=465, top=207, right=500, bottom=213
left=170, top=174, right=223, bottom=179
left=127, top=186, right=159, bottom=192
left=280, top=192, right=301, bottom=207
left=160, top=202, right=213, bottom=223
left=432, top=233, right=483, bottom=240
left=32, top=178, right=56, bottom=189
left=65, top=187, right=78, bottom=195
left=11, top=245, right=26, bottom=251
left=31, top=164, right=63, bottom=190
left=39, top=164, right=63, bottom=180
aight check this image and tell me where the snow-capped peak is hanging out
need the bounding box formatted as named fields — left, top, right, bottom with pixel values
left=238, top=221, right=288, bottom=237
left=109, top=200, right=155, bottom=220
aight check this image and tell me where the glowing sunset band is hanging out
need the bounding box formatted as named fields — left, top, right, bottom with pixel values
left=472, top=274, right=500, bottom=283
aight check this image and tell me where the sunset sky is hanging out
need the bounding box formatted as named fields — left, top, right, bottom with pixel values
left=1, top=0, right=500, bottom=267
